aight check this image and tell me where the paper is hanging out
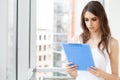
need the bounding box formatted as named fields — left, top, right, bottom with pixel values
left=62, top=43, right=95, bottom=71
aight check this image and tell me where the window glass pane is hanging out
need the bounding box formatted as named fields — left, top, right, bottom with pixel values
left=35, top=0, right=73, bottom=80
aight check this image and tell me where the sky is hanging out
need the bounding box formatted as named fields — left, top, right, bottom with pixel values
left=37, top=0, right=54, bottom=30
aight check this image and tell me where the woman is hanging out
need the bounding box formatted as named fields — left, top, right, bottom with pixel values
left=66, top=1, right=119, bottom=80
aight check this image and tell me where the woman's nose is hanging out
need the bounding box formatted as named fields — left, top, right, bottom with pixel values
left=88, top=20, right=92, bottom=26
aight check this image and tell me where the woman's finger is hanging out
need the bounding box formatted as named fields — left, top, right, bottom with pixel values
left=88, top=66, right=101, bottom=77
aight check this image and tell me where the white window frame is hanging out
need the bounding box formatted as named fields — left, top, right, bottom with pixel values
left=17, top=0, right=36, bottom=80
left=0, top=0, right=8, bottom=80
left=0, top=0, right=17, bottom=80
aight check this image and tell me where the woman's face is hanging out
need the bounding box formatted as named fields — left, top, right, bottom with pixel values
left=84, top=11, right=100, bottom=33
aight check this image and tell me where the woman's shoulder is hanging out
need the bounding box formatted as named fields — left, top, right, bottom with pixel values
left=110, top=37, right=118, bottom=47
left=109, top=37, right=119, bottom=51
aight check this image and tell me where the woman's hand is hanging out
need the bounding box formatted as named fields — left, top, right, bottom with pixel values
left=88, top=66, right=105, bottom=78
left=88, top=66, right=119, bottom=80
left=66, top=62, right=78, bottom=78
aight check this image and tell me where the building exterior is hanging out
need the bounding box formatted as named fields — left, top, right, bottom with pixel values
left=36, top=29, right=53, bottom=79
left=36, top=0, right=71, bottom=80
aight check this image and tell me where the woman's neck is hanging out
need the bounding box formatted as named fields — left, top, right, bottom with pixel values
left=90, top=32, right=101, bottom=40
left=88, top=32, right=101, bottom=48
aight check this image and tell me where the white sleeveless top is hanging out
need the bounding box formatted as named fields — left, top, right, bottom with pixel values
left=70, top=35, right=110, bottom=80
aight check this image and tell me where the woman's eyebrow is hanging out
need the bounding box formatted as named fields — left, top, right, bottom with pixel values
left=91, top=17, right=97, bottom=19
left=84, top=16, right=97, bottom=18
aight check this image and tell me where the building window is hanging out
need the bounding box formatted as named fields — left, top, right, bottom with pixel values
left=43, top=45, right=46, bottom=51
left=44, top=35, right=46, bottom=40
left=39, top=56, right=41, bottom=61
left=39, top=35, right=41, bottom=40
left=43, top=55, right=46, bottom=61
left=39, top=45, right=41, bottom=51
left=39, top=65, right=41, bottom=67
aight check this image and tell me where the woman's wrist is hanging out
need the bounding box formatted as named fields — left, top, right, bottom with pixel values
left=101, top=72, right=119, bottom=80
left=68, top=71, right=77, bottom=78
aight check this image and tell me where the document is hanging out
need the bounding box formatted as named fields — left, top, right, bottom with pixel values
left=62, top=43, right=95, bottom=71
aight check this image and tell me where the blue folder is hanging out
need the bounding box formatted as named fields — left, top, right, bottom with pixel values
left=62, top=43, right=95, bottom=71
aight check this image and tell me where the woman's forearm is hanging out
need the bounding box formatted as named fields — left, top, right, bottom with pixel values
left=68, top=71, right=77, bottom=78
left=102, top=73, right=119, bottom=80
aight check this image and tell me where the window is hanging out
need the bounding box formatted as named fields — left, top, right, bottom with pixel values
left=44, top=35, right=46, bottom=40
left=39, top=65, right=42, bottom=67
left=43, top=45, right=46, bottom=51
left=39, top=35, right=41, bottom=40
left=39, top=56, right=41, bottom=61
left=35, top=0, right=73, bottom=80
left=39, top=45, right=41, bottom=51
left=43, top=55, right=46, bottom=61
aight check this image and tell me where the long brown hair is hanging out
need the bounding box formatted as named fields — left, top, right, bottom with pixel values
left=81, top=1, right=111, bottom=54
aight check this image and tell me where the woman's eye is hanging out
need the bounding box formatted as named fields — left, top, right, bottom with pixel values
left=92, top=18, right=97, bottom=21
left=84, top=18, right=89, bottom=21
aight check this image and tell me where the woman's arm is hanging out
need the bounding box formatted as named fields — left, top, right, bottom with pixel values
left=88, top=37, right=119, bottom=80
left=66, top=62, right=78, bottom=78
left=104, top=37, right=119, bottom=80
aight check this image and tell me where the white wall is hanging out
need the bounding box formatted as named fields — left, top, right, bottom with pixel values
left=108, top=0, right=120, bottom=76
